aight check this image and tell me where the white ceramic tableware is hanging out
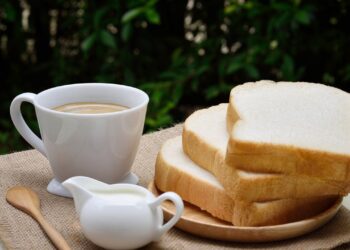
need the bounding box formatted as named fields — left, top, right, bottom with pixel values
left=10, top=83, right=149, bottom=197
left=63, top=176, right=184, bottom=250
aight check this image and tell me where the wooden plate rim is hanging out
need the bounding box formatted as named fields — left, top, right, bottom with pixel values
left=148, top=181, right=342, bottom=232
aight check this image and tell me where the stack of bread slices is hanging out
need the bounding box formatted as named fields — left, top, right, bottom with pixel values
left=154, top=80, right=350, bottom=226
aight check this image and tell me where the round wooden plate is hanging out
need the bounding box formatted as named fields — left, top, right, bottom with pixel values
left=149, top=181, right=342, bottom=242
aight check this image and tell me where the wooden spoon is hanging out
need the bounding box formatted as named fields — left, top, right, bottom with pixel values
left=6, top=186, right=71, bottom=250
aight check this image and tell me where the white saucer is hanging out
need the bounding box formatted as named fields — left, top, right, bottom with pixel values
left=47, top=172, right=139, bottom=198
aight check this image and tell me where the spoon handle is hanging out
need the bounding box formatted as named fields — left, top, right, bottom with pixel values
left=34, top=213, right=71, bottom=250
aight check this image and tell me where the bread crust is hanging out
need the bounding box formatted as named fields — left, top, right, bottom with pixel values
left=183, top=126, right=347, bottom=201
left=226, top=81, right=350, bottom=182
left=233, top=196, right=336, bottom=226
left=155, top=136, right=338, bottom=226
left=183, top=105, right=349, bottom=201
left=155, top=144, right=235, bottom=222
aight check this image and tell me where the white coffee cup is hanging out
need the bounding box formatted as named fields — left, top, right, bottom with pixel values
left=10, top=83, right=149, bottom=197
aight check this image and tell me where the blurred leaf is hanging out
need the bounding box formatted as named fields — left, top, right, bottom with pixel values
left=196, top=64, right=209, bottom=75
left=0, top=133, right=8, bottom=144
left=94, top=7, right=108, bottom=28
left=205, top=85, right=220, bottom=100
left=171, top=49, right=186, bottom=67
left=271, top=2, right=291, bottom=11
left=295, top=9, right=311, bottom=24
left=171, top=48, right=182, bottom=62
left=145, top=8, right=160, bottom=24
left=159, top=71, right=180, bottom=79
left=322, top=73, right=335, bottom=84
left=145, top=117, right=158, bottom=127
left=157, top=115, right=172, bottom=125
left=268, top=12, right=290, bottom=34
left=293, top=0, right=302, bottom=6
left=218, top=60, right=227, bottom=77
left=243, top=1, right=254, bottom=9
left=124, top=67, right=135, bottom=83
left=224, top=5, right=237, bottom=15
left=152, top=90, right=163, bottom=105
left=341, top=65, right=350, bottom=81
left=265, top=50, right=281, bottom=65
left=227, top=61, right=243, bottom=74
left=81, top=33, right=97, bottom=51
left=146, top=0, right=158, bottom=7
left=121, top=23, right=132, bottom=41
left=190, top=79, right=200, bottom=91
left=173, top=84, right=183, bottom=102
left=122, top=8, right=144, bottom=23
left=146, top=114, right=172, bottom=128
left=4, top=3, right=16, bottom=22
left=281, top=55, right=294, bottom=79
left=99, top=30, right=116, bottom=49
left=244, top=65, right=260, bottom=79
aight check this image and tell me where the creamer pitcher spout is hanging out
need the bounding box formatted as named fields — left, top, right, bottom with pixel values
left=62, top=176, right=95, bottom=215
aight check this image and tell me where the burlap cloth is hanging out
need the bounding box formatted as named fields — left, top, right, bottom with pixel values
left=1, top=124, right=350, bottom=249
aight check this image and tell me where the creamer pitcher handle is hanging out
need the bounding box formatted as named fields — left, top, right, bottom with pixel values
left=149, top=192, right=184, bottom=240
left=10, top=93, right=46, bottom=156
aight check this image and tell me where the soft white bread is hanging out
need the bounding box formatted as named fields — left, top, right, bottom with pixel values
left=183, top=104, right=349, bottom=201
left=155, top=136, right=337, bottom=226
left=155, top=136, right=234, bottom=223
left=226, top=80, right=350, bottom=182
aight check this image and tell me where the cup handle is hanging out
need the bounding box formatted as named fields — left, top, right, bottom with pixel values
left=10, top=93, right=46, bottom=156
left=149, top=192, right=184, bottom=240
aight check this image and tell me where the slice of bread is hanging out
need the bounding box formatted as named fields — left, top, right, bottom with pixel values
left=155, top=136, right=337, bottom=226
left=226, top=80, right=350, bottom=181
left=183, top=104, right=349, bottom=201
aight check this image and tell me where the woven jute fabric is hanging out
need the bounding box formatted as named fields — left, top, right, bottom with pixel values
left=0, top=124, right=350, bottom=249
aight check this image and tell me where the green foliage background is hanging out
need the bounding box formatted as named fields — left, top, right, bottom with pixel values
left=0, top=0, right=350, bottom=153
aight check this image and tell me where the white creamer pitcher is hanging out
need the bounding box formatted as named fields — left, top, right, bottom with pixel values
left=62, top=176, right=184, bottom=250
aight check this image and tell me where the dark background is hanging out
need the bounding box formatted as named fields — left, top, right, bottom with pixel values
left=1, top=0, right=350, bottom=153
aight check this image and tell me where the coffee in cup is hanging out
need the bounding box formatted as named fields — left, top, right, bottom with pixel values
left=53, top=102, right=128, bottom=114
